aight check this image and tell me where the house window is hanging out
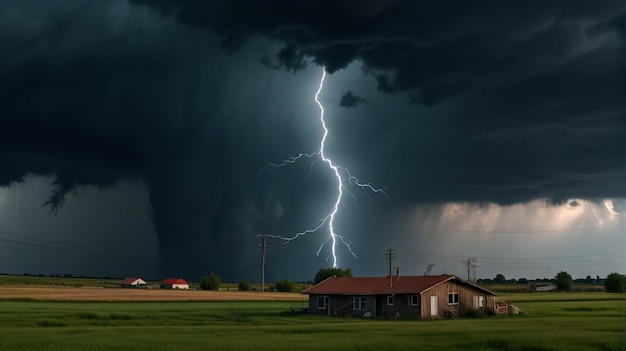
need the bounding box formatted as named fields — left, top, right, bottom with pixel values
left=478, top=296, right=485, bottom=307
left=317, top=296, right=328, bottom=309
left=448, top=292, right=459, bottom=305
left=387, top=295, right=394, bottom=305
left=409, top=295, right=419, bottom=306
left=353, top=297, right=366, bottom=310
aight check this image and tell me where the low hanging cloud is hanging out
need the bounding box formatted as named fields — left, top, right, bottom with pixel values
left=339, top=91, right=368, bottom=108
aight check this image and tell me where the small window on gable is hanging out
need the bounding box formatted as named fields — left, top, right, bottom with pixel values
left=409, top=295, right=419, bottom=306
left=448, top=292, right=459, bottom=305
left=387, top=295, right=394, bottom=305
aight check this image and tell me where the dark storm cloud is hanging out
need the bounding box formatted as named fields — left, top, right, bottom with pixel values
left=134, top=0, right=626, bottom=204
left=339, top=91, right=368, bottom=108
left=133, top=1, right=624, bottom=100
left=1, top=0, right=625, bottom=279
left=0, top=0, right=316, bottom=279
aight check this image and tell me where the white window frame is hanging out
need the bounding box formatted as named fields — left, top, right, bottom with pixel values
left=387, top=295, right=394, bottom=305
left=448, top=292, right=459, bottom=305
left=409, top=295, right=419, bottom=306
left=317, top=296, right=328, bottom=309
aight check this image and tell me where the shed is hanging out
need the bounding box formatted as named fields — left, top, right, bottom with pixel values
left=120, top=277, right=147, bottom=288
left=161, top=278, right=189, bottom=289
left=303, top=275, right=495, bottom=318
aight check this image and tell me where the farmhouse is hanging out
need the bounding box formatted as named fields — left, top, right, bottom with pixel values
left=161, top=278, right=189, bottom=289
left=303, top=274, right=496, bottom=318
left=120, top=277, right=147, bottom=288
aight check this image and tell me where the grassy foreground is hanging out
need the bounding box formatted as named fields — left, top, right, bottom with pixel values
left=0, top=292, right=623, bottom=351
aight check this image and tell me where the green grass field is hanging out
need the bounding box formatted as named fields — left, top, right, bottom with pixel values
left=0, top=292, right=624, bottom=351
left=0, top=274, right=125, bottom=288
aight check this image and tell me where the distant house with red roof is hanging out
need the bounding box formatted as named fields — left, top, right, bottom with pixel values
left=161, top=278, right=189, bottom=289
left=120, top=277, right=147, bottom=288
left=303, top=275, right=495, bottom=318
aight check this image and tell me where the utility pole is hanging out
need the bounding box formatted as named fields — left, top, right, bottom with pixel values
left=258, top=234, right=269, bottom=292
left=463, top=257, right=477, bottom=281
left=471, top=263, right=478, bottom=283
left=385, top=249, right=395, bottom=287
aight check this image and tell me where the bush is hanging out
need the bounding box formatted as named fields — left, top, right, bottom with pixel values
left=275, top=278, right=295, bottom=292
left=604, top=272, right=625, bottom=293
left=555, top=271, right=573, bottom=292
left=199, top=273, right=220, bottom=291
left=494, top=274, right=506, bottom=284
left=238, top=279, right=251, bottom=291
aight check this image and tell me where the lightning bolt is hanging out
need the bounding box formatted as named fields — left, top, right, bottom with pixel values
left=261, top=67, right=387, bottom=268
left=316, top=69, right=343, bottom=268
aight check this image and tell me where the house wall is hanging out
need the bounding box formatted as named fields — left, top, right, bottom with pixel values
left=378, top=294, right=421, bottom=318
left=420, top=281, right=490, bottom=318
left=308, top=294, right=376, bottom=317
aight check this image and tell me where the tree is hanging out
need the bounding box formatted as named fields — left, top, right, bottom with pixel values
left=494, top=273, right=506, bottom=284
left=199, top=273, right=220, bottom=291
left=555, top=271, right=573, bottom=292
left=604, top=273, right=625, bottom=293
left=275, top=278, right=295, bottom=292
left=238, top=279, right=251, bottom=291
left=585, top=275, right=593, bottom=284
left=314, top=267, right=353, bottom=284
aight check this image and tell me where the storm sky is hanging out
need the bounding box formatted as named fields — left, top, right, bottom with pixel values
left=0, top=0, right=624, bottom=281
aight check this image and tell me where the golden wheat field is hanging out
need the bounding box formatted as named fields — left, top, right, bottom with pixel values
left=0, top=286, right=306, bottom=301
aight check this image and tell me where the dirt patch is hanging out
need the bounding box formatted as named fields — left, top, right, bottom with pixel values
left=0, top=286, right=306, bottom=302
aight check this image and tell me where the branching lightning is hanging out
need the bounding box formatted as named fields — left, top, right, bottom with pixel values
left=260, top=68, right=387, bottom=268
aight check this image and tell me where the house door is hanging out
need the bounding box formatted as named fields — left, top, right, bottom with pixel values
left=376, top=296, right=383, bottom=317
left=430, top=296, right=438, bottom=317
left=473, top=295, right=485, bottom=308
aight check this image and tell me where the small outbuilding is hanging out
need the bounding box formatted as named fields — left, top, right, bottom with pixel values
left=120, top=277, right=147, bottom=288
left=530, top=282, right=557, bottom=292
left=161, top=278, right=189, bottom=289
left=303, top=274, right=496, bottom=319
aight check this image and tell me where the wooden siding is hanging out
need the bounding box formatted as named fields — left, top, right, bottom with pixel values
left=309, top=294, right=421, bottom=317
left=420, top=280, right=489, bottom=318
left=308, top=294, right=362, bottom=316
left=377, top=294, right=421, bottom=317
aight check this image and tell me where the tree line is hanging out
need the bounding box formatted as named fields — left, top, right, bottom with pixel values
left=197, top=269, right=624, bottom=293
left=197, top=268, right=354, bottom=292
left=482, top=271, right=624, bottom=293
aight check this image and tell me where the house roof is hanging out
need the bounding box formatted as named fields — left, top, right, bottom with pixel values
left=303, top=275, right=495, bottom=296
left=121, top=277, right=145, bottom=285
left=162, top=278, right=188, bottom=285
